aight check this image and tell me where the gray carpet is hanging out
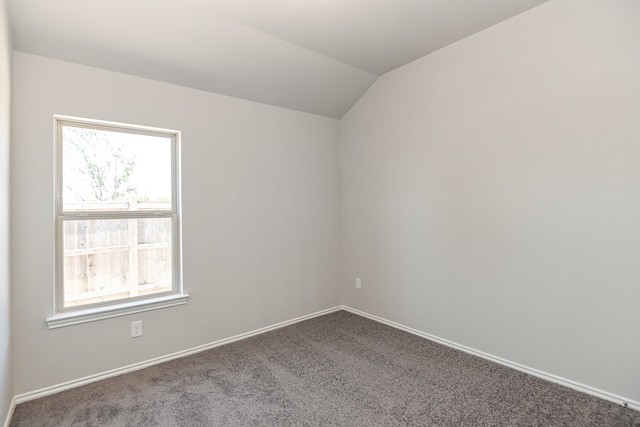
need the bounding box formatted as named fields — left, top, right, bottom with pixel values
left=10, top=310, right=640, bottom=426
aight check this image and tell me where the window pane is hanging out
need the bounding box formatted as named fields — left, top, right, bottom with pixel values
left=62, top=125, right=172, bottom=212
left=62, top=218, right=173, bottom=307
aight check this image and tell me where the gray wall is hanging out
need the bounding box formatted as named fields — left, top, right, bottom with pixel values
left=0, top=0, right=12, bottom=421
left=10, top=52, right=341, bottom=394
left=340, top=0, right=640, bottom=402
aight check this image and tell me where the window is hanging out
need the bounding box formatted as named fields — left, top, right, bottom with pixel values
left=48, top=116, right=187, bottom=328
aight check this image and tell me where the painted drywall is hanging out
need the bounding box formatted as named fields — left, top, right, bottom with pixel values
left=10, top=52, right=341, bottom=394
left=0, top=0, right=12, bottom=421
left=340, top=0, right=640, bottom=402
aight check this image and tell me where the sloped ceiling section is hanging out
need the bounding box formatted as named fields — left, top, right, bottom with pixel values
left=7, top=0, right=548, bottom=118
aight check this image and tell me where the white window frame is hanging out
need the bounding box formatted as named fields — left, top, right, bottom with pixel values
left=47, top=115, right=188, bottom=329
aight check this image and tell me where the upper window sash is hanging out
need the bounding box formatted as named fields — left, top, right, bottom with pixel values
left=55, top=116, right=180, bottom=217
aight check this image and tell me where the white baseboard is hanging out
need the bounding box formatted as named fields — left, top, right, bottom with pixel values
left=3, top=396, right=16, bottom=427
left=13, top=306, right=342, bottom=405
left=340, top=305, right=640, bottom=412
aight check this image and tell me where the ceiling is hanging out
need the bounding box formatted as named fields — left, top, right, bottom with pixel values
left=7, top=0, right=549, bottom=118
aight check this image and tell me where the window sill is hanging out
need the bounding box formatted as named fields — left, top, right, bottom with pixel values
left=46, top=293, right=189, bottom=329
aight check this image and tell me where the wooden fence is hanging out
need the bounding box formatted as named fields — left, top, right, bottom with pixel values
left=63, top=201, right=172, bottom=307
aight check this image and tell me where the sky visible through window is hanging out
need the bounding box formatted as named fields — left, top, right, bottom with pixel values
left=62, top=125, right=172, bottom=210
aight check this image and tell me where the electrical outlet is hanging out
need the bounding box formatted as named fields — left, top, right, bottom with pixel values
left=131, top=320, right=143, bottom=338
left=356, top=277, right=362, bottom=289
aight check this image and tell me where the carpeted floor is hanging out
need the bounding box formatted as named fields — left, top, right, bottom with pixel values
left=10, top=310, right=640, bottom=426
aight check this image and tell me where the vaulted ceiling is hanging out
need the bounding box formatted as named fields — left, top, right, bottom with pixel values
left=7, top=0, right=548, bottom=118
